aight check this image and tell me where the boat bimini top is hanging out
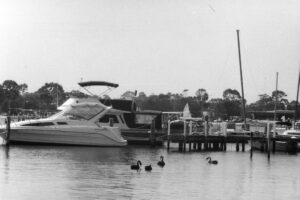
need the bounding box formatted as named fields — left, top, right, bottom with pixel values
left=78, top=81, right=119, bottom=97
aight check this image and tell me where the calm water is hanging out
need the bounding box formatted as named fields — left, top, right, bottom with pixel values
left=0, top=142, right=299, bottom=200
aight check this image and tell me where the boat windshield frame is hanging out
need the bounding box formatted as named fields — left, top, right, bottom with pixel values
left=49, top=103, right=108, bottom=121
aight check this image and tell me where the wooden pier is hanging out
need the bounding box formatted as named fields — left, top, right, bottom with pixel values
left=166, top=120, right=300, bottom=156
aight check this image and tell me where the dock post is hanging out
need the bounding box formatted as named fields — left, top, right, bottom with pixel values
left=167, top=120, right=170, bottom=151
left=189, top=120, right=192, bottom=135
left=183, top=120, right=187, bottom=152
left=150, top=119, right=156, bottom=146
left=267, top=122, right=271, bottom=159
left=204, top=121, right=208, bottom=150
left=198, top=142, right=202, bottom=151
left=272, top=122, right=276, bottom=153
left=250, top=132, right=253, bottom=159
left=236, top=142, right=240, bottom=152
left=6, top=115, right=11, bottom=145
left=222, top=122, right=227, bottom=151
left=178, top=143, right=182, bottom=152
left=188, top=121, right=192, bottom=151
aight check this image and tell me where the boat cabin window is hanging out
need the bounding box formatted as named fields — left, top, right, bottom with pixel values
left=21, top=122, right=55, bottom=126
left=99, top=115, right=119, bottom=123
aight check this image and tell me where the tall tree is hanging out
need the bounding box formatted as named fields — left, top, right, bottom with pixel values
left=121, top=91, right=136, bottom=100
left=222, top=88, right=242, bottom=118
left=36, top=82, right=65, bottom=110
left=271, top=90, right=287, bottom=102
left=223, top=88, right=241, bottom=101
left=195, top=88, right=209, bottom=102
left=0, top=80, right=28, bottom=112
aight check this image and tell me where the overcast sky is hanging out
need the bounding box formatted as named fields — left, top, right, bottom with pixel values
left=1, top=0, right=300, bottom=103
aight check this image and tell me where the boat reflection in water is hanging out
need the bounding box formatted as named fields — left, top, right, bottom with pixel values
left=0, top=101, right=127, bottom=147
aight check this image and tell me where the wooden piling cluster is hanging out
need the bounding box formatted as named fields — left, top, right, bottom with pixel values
left=166, top=121, right=300, bottom=156
left=167, top=134, right=249, bottom=152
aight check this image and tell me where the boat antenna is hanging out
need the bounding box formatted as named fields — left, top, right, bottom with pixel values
left=236, top=30, right=246, bottom=128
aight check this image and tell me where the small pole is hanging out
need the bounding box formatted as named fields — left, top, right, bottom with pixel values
left=204, top=121, right=208, bottom=150
left=150, top=119, right=156, bottom=146
left=222, top=122, right=227, bottom=151
left=183, top=120, right=187, bottom=152
left=272, top=122, right=276, bottom=153
left=6, top=115, right=11, bottom=145
left=189, top=120, right=192, bottom=135
left=267, top=122, right=271, bottom=159
left=236, top=30, right=247, bottom=127
left=250, top=132, right=253, bottom=159
left=193, top=142, right=196, bottom=150
left=167, top=120, right=170, bottom=151
left=236, top=142, right=240, bottom=152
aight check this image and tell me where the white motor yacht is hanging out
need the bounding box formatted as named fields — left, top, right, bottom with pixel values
left=0, top=102, right=127, bottom=146
left=59, top=96, right=164, bottom=144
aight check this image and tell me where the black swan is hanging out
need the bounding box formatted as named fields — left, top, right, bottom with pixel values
left=206, top=157, right=218, bottom=164
left=131, top=160, right=142, bottom=170
left=145, top=164, right=152, bottom=171
left=157, top=156, right=165, bottom=167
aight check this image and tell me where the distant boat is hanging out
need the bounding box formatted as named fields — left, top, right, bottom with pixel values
left=0, top=101, right=127, bottom=146
left=182, top=103, right=192, bottom=119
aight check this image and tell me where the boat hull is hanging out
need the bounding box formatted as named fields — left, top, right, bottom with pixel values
left=0, top=126, right=127, bottom=147
left=121, top=129, right=165, bottom=145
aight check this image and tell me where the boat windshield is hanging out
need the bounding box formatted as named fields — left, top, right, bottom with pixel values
left=62, top=103, right=106, bottom=120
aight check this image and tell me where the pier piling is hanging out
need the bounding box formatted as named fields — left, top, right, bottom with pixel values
left=236, top=142, right=240, bottom=152
left=267, top=123, right=271, bottom=159
left=6, top=115, right=11, bottom=145
left=250, top=132, right=253, bottom=159
left=204, top=122, right=208, bottom=150
left=167, top=120, right=170, bottom=151
left=150, top=119, right=156, bottom=146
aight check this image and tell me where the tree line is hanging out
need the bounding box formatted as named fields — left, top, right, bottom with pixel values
left=0, top=79, right=298, bottom=120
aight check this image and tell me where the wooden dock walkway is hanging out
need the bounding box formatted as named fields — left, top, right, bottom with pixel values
left=165, top=120, right=300, bottom=156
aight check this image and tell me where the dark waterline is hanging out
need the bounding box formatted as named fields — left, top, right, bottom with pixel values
left=0, top=143, right=299, bottom=200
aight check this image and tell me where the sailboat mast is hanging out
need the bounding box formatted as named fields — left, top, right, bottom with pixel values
left=294, top=69, right=300, bottom=123
left=274, top=72, right=278, bottom=120
left=236, top=30, right=246, bottom=126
